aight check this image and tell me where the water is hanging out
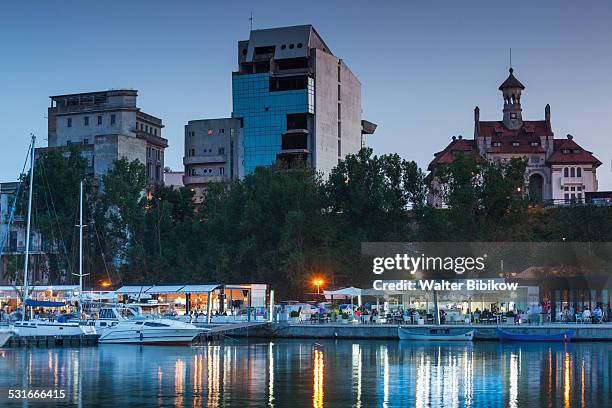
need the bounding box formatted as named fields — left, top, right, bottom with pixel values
left=0, top=340, right=610, bottom=407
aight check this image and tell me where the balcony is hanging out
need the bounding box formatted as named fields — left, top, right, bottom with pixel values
left=134, top=129, right=168, bottom=148
left=560, top=176, right=584, bottom=186
left=281, top=130, right=309, bottom=152
left=182, top=175, right=230, bottom=185
left=183, top=155, right=227, bottom=165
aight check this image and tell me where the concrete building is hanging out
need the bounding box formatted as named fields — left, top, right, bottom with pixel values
left=163, top=169, right=185, bottom=189
left=428, top=68, right=601, bottom=206
left=232, top=25, right=375, bottom=177
left=46, top=90, right=168, bottom=183
left=183, top=118, right=244, bottom=202
left=0, top=182, right=47, bottom=285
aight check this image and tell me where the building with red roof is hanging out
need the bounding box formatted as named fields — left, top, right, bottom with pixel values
left=428, top=68, right=601, bottom=207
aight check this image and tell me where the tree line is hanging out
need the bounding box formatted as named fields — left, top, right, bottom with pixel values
left=10, top=147, right=612, bottom=298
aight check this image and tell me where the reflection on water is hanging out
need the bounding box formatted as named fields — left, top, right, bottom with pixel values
left=1, top=340, right=611, bottom=407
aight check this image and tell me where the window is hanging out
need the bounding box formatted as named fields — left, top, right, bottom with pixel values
left=563, top=168, right=569, bottom=177
left=577, top=186, right=583, bottom=191
left=570, top=168, right=575, bottom=177
left=67, top=118, right=72, bottom=127
left=207, top=129, right=213, bottom=135
left=84, top=116, right=89, bottom=126
left=577, top=193, right=582, bottom=200
left=570, top=187, right=575, bottom=191
left=219, top=167, right=225, bottom=175
left=338, top=140, right=342, bottom=157
left=577, top=167, right=582, bottom=177
left=281, top=44, right=286, bottom=50
left=218, top=147, right=225, bottom=155
left=511, top=141, right=519, bottom=147
left=97, top=115, right=102, bottom=125
left=338, top=84, right=341, bottom=101
left=492, top=142, right=502, bottom=147
left=530, top=141, right=540, bottom=147
left=289, top=43, right=294, bottom=49
left=220, top=128, right=225, bottom=133
left=564, top=187, right=569, bottom=192
left=297, top=43, right=303, bottom=48
left=144, top=322, right=169, bottom=327
left=338, top=122, right=342, bottom=139
left=67, top=140, right=72, bottom=145
left=338, top=103, right=341, bottom=120
left=564, top=193, right=570, bottom=202
left=110, top=114, right=116, bottom=125
left=337, top=65, right=341, bottom=82
left=83, top=139, right=89, bottom=144
left=510, top=112, right=517, bottom=119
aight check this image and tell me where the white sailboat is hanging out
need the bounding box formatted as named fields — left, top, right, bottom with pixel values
left=16, top=136, right=95, bottom=337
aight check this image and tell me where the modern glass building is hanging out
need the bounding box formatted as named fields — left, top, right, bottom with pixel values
left=232, top=25, right=375, bottom=177
left=232, top=73, right=314, bottom=174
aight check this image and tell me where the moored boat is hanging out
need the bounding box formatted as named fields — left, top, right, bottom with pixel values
left=98, top=318, right=201, bottom=345
left=0, top=328, right=17, bottom=347
left=496, top=327, right=573, bottom=342
left=14, top=320, right=95, bottom=337
left=398, top=327, right=475, bottom=341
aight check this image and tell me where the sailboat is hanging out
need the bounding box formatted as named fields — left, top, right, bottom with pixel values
left=15, top=135, right=95, bottom=337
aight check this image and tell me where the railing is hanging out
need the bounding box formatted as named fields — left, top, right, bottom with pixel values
left=182, top=175, right=229, bottom=185
left=183, top=155, right=227, bottom=165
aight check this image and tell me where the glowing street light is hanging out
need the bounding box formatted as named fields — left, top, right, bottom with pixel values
left=313, top=278, right=324, bottom=294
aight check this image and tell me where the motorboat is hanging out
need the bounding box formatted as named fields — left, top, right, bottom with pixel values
left=13, top=320, right=96, bottom=337
left=98, top=318, right=201, bottom=345
left=0, top=327, right=17, bottom=347
left=496, top=327, right=573, bottom=342
left=398, top=327, right=475, bottom=341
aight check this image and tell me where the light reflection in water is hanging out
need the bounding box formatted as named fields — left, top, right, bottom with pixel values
left=352, top=343, right=362, bottom=408
left=1, top=341, right=612, bottom=407
left=509, top=352, right=518, bottom=408
left=312, top=349, right=324, bottom=408
left=268, top=342, right=275, bottom=408
left=564, top=351, right=571, bottom=408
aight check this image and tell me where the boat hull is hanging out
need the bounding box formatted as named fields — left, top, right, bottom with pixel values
left=0, top=329, right=16, bottom=347
left=99, top=328, right=200, bottom=345
left=13, top=321, right=96, bottom=337
left=496, top=327, right=573, bottom=342
left=398, top=327, right=475, bottom=341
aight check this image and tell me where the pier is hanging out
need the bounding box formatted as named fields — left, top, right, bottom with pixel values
left=229, top=323, right=612, bottom=341
left=4, top=334, right=99, bottom=348
left=194, top=321, right=269, bottom=341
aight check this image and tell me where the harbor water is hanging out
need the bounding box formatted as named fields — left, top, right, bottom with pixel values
left=1, top=339, right=610, bottom=407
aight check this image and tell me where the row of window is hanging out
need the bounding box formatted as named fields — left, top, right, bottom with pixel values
left=564, top=186, right=583, bottom=192
left=564, top=193, right=583, bottom=202
left=563, top=167, right=582, bottom=178
left=492, top=141, right=541, bottom=147
left=146, top=146, right=163, bottom=161
left=187, top=128, right=227, bottom=137
left=138, top=122, right=159, bottom=136
left=67, top=114, right=115, bottom=128
left=187, top=147, right=225, bottom=156
left=188, top=167, right=225, bottom=176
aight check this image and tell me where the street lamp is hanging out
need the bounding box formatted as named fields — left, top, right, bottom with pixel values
left=313, top=278, right=324, bottom=294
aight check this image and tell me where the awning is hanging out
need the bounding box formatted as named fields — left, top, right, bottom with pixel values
left=177, top=284, right=219, bottom=294
left=146, top=285, right=185, bottom=294
left=25, top=299, right=65, bottom=308
left=114, top=285, right=153, bottom=294
left=324, top=287, right=362, bottom=297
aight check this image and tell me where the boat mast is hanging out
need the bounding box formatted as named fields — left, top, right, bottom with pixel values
left=21, top=134, right=36, bottom=321
left=77, top=179, right=86, bottom=319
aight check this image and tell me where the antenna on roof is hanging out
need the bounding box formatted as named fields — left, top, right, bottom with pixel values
left=249, top=11, right=253, bottom=31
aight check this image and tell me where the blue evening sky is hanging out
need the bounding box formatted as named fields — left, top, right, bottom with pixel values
left=1, top=1, right=611, bottom=188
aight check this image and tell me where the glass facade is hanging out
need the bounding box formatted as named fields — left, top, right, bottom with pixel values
left=232, top=73, right=314, bottom=174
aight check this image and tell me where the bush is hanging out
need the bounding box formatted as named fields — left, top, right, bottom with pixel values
left=341, top=312, right=349, bottom=320
left=289, top=310, right=300, bottom=318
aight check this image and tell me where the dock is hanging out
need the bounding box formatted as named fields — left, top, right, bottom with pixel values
left=227, top=322, right=612, bottom=341
left=3, top=334, right=99, bottom=348
left=194, top=321, right=270, bottom=341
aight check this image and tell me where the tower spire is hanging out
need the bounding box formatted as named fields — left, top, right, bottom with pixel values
left=499, top=67, right=525, bottom=129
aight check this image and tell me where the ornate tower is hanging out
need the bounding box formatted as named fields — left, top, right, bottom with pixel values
left=499, top=68, right=525, bottom=129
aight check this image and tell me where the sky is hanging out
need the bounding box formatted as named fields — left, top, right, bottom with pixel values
left=1, top=1, right=611, bottom=188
